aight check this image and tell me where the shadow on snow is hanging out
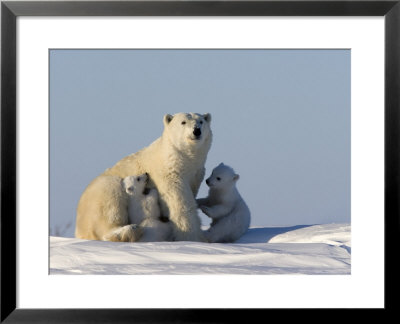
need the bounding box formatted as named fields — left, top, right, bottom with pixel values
left=236, top=225, right=314, bottom=244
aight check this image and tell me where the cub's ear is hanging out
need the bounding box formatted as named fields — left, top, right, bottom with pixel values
left=233, top=174, right=240, bottom=181
left=203, top=113, right=211, bottom=123
left=163, top=114, right=173, bottom=126
left=219, top=162, right=225, bottom=167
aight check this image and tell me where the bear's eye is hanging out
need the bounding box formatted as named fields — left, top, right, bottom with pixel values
left=216, top=177, right=221, bottom=181
left=200, top=121, right=203, bottom=124
left=181, top=121, right=186, bottom=125
left=136, top=177, right=141, bottom=182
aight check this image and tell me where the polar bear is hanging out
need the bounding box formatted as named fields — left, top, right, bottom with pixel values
left=75, top=112, right=212, bottom=242
left=197, top=163, right=251, bottom=243
left=122, top=174, right=172, bottom=242
left=122, top=174, right=159, bottom=225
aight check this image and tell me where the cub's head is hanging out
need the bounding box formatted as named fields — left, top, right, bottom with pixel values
left=122, top=173, right=149, bottom=195
left=205, top=163, right=239, bottom=190
left=163, top=112, right=212, bottom=151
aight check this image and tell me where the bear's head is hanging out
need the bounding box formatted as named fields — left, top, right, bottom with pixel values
left=205, top=163, right=239, bottom=191
left=122, top=173, right=149, bottom=195
left=163, top=112, right=212, bottom=152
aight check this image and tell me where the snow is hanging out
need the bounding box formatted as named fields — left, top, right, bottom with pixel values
left=50, top=223, right=350, bottom=275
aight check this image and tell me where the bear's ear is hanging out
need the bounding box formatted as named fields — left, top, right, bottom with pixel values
left=203, top=113, right=211, bottom=123
left=219, top=162, right=224, bottom=166
left=163, top=114, right=173, bottom=126
left=233, top=174, right=240, bottom=182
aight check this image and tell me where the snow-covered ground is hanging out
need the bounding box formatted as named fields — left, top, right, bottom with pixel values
left=50, top=223, right=350, bottom=275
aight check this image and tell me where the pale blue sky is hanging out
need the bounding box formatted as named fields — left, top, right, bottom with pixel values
left=50, top=49, right=350, bottom=237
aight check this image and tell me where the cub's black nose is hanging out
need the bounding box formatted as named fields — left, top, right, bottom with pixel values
left=193, top=127, right=201, bottom=137
left=206, top=179, right=210, bottom=185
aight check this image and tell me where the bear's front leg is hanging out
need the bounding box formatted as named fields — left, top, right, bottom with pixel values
left=200, top=204, right=232, bottom=220
left=158, top=181, right=205, bottom=242
left=192, top=167, right=206, bottom=198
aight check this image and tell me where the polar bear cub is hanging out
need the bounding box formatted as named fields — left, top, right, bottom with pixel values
left=197, top=163, right=250, bottom=243
left=123, top=174, right=172, bottom=242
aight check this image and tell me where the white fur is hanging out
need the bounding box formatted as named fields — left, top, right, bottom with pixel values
left=75, top=112, right=212, bottom=242
left=197, top=163, right=251, bottom=243
left=123, top=174, right=172, bottom=242
left=122, top=174, right=157, bottom=225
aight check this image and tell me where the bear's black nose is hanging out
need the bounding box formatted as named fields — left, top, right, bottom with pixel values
left=206, top=179, right=210, bottom=185
left=193, top=127, right=201, bottom=137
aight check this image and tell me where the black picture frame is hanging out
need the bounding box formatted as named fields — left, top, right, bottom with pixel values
left=1, top=0, right=399, bottom=322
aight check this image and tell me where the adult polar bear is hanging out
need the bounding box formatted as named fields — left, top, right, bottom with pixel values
left=75, top=112, right=212, bottom=242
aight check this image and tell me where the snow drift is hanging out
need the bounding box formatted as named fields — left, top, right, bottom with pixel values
left=50, top=223, right=350, bottom=275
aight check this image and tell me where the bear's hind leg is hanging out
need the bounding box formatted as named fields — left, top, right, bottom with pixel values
left=103, top=224, right=143, bottom=242
left=204, top=219, right=234, bottom=243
